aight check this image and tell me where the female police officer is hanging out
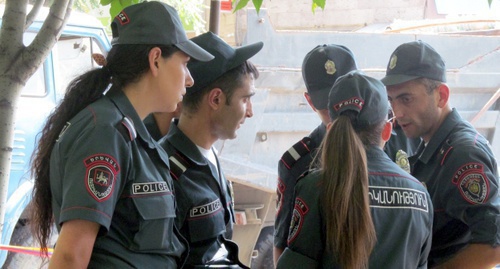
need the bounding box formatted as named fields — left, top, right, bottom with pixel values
left=277, top=71, right=433, bottom=269
left=29, top=2, right=213, bottom=268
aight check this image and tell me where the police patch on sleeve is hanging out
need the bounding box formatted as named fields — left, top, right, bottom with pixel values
left=287, top=197, right=309, bottom=244
left=452, top=163, right=489, bottom=204
left=84, top=154, right=120, bottom=202
left=276, top=177, right=285, bottom=214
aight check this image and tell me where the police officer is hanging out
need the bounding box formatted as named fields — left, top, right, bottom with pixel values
left=382, top=40, right=500, bottom=268
left=273, top=44, right=358, bottom=263
left=277, top=71, right=433, bottom=268
left=29, top=2, right=214, bottom=268
left=153, top=32, right=263, bottom=268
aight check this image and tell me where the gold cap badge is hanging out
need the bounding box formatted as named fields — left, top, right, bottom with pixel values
left=325, top=60, right=336, bottom=75
left=389, top=55, right=398, bottom=70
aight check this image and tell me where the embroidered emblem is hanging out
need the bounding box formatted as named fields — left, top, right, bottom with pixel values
left=389, top=55, right=397, bottom=69
left=452, top=163, right=489, bottom=204
left=84, top=154, right=120, bottom=201
left=368, top=186, right=429, bottom=212
left=116, top=11, right=130, bottom=25
left=324, top=60, right=337, bottom=75
left=333, top=97, right=364, bottom=111
left=189, top=199, right=222, bottom=219
left=396, top=149, right=410, bottom=173
left=287, top=197, right=309, bottom=244
left=276, top=178, right=286, bottom=214
left=132, top=182, right=170, bottom=195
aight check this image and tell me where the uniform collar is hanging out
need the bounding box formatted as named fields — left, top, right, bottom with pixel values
left=417, top=108, right=461, bottom=164
left=166, top=121, right=208, bottom=166
left=106, top=87, right=156, bottom=148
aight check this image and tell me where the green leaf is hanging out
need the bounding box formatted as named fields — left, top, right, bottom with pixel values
left=313, top=0, right=326, bottom=10
left=252, top=0, right=263, bottom=13
left=100, top=0, right=113, bottom=5
left=109, top=0, right=125, bottom=18
left=234, top=0, right=251, bottom=12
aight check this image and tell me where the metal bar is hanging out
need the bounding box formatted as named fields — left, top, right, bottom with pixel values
left=209, top=0, right=221, bottom=35
left=471, top=87, right=500, bottom=124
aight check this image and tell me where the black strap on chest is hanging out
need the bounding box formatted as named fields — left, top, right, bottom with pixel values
left=281, top=137, right=313, bottom=170
left=169, top=151, right=191, bottom=180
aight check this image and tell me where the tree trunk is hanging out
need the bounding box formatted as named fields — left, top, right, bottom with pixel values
left=0, top=76, right=22, bottom=240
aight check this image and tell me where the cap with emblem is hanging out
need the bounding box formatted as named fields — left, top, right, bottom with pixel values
left=186, top=31, right=263, bottom=94
left=110, top=1, right=213, bottom=62
left=381, top=40, right=446, bottom=86
left=302, top=44, right=358, bottom=110
left=328, top=71, right=389, bottom=128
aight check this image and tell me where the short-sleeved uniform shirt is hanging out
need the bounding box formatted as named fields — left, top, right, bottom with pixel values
left=274, top=123, right=421, bottom=249
left=161, top=122, right=235, bottom=266
left=50, top=88, right=184, bottom=268
left=274, top=124, right=325, bottom=249
left=276, top=146, right=433, bottom=269
left=409, top=108, right=500, bottom=267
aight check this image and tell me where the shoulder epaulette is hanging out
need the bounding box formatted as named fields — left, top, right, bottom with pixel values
left=169, top=152, right=191, bottom=180
left=117, top=116, right=137, bottom=142
left=280, top=137, right=312, bottom=170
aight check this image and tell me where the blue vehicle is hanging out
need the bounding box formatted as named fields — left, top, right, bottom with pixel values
left=0, top=6, right=111, bottom=267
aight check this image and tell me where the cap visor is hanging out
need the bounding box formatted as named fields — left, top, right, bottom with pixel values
left=176, top=40, right=214, bottom=62
left=229, top=41, right=264, bottom=70
left=381, top=74, right=420, bottom=86
left=309, top=87, right=330, bottom=110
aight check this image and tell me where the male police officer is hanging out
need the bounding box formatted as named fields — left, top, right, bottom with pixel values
left=273, top=44, right=420, bottom=263
left=273, top=45, right=358, bottom=263
left=382, top=40, right=500, bottom=268
left=155, top=32, right=263, bottom=268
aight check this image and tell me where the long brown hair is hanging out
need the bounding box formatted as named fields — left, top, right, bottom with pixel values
left=319, top=111, right=378, bottom=269
left=29, top=44, right=178, bottom=257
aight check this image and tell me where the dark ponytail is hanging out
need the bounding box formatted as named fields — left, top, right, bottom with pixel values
left=29, top=44, right=178, bottom=256
left=320, top=111, right=376, bottom=269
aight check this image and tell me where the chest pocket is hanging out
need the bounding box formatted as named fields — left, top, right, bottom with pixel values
left=187, top=198, right=227, bottom=242
left=131, top=189, right=177, bottom=251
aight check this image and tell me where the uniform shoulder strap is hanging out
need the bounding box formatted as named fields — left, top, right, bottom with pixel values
left=169, top=151, right=191, bottom=180
left=116, top=116, right=137, bottom=142
left=280, top=137, right=312, bottom=170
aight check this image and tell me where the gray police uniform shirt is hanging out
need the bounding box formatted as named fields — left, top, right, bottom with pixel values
left=274, top=123, right=420, bottom=249
left=161, top=122, right=235, bottom=266
left=275, top=124, right=326, bottom=249
left=409, top=108, right=500, bottom=267
left=277, top=146, right=433, bottom=269
left=50, top=88, right=184, bottom=268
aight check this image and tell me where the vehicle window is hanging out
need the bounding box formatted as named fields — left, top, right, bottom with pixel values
left=53, top=36, right=104, bottom=100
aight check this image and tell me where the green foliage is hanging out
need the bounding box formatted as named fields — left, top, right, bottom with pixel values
left=99, top=0, right=142, bottom=18
left=234, top=0, right=251, bottom=12
left=234, top=0, right=326, bottom=13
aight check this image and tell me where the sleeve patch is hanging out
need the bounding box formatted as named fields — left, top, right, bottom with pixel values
left=287, top=197, right=309, bottom=244
left=276, top=177, right=285, bottom=214
left=84, top=154, right=120, bottom=202
left=452, top=163, right=489, bottom=204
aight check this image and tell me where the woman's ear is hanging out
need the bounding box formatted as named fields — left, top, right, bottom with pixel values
left=148, top=47, right=162, bottom=77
